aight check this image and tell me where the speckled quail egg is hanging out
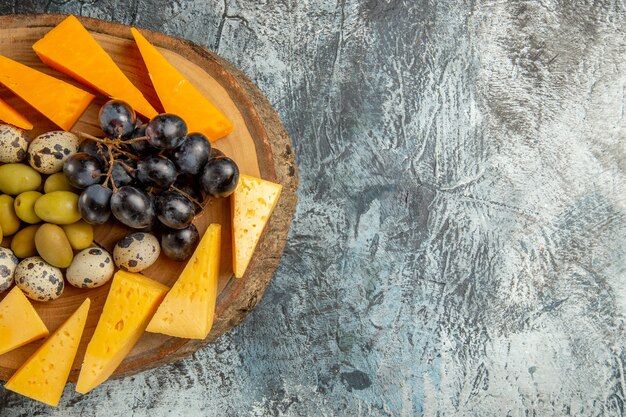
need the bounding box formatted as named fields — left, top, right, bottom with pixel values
left=0, top=247, right=18, bottom=293
left=27, top=131, right=80, bottom=174
left=113, top=232, right=160, bottom=272
left=14, top=256, right=64, bottom=301
left=0, top=124, right=28, bottom=163
left=66, top=247, right=114, bottom=289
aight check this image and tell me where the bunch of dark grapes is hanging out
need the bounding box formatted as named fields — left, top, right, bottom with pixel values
left=64, top=100, right=239, bottom=261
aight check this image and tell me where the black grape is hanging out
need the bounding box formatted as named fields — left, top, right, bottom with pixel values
left=110, top=186, right=156, bottom=229
left=161, top=224, right=199, bottom=261
left=155, top=191, right=195, bottom=229
left=200, top=156, right=239, bottom=198
left=78, top=184, right=112, bottom=225
left=63, top=153, right=103, bottom=189
left=171, top=133, right=211, bottom=175
left=146, top=114, right=187, bottom=149
left=136, top=156, right=177, bottom=188
left=99, top=100, right=136, bottom=139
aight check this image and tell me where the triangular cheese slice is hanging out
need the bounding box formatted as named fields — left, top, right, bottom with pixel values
left=32, top=15, right=157, bottom=119
left=76, top=271, right=168, bottom=394
left=131, top=28, right=233, bottom=141
left=0, top=97, right=32, bottom=130
left=147, top=224, right=221, bottom=339
left=4, top=298, right=90, bottom=407
left=231, top=175, right=282, bottom=278
left=0, top=286, right=49, bottom=355
left=0, top=55, right=94, bottom=130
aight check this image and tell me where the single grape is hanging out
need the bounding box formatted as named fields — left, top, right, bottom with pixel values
left=171, top=133, right=211, bottom=175
left=63, top=153, right=103, bottom=189
left=99, top=100, right=136, bottom=139
left=110, top=186, right=155, bottom=229
left=155, top=191, right=195, bottom=229
left=146, top=114, right=187, bottom=149
left=209, top=148, right=225, bottom=158
left=79, top=139, right=110, bottom=165
left=111, top=159, right=136, bottom=187
left=78, top=184, right=112, bottom=224
left=161, top=224, right=199, bottom=261
left=200, top=156, right=239, bottom=198
left=174, top=176, right=204, bottom=213
left=136, top=156, right=177, bottom=188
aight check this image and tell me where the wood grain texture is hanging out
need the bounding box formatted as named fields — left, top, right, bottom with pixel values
left=1, top=0, right=625, bottom=416
left=0, top=14, right=297, bottom=383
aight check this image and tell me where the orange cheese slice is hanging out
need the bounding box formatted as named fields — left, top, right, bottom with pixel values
left=0, top=97, right=32, bottom=130
left=131, top=28, right=233, bottom=141
left=0, top=286, right=49, bottom=356
left=76, top=270, right=168, bottom=394
left=4, top=298, right=90, bottom=407
left=32, top=15, right=157, bottom=119
left=147, top=224, right=221, bottom=339
left=231, top=175, right=282, bottom=278
left=0, top=55, right=93, bottom=130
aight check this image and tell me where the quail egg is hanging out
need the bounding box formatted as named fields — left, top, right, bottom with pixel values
left=0, top=247, right=18, bottom=293
left=0, top=124, right=28, bottom=163
left=27, top=131, right=80, bottom=174
left=66, top=247, right=114, bottom=289
left=14, top=256, right=64, bottom=301
left=113, top=232, right=160, bottom=272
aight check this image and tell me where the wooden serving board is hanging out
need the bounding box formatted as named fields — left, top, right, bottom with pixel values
left=0, top=14, right=298, bottom=383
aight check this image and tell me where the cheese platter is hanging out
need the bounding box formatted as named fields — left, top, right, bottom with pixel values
left=0, top=13, right=297, bottom=406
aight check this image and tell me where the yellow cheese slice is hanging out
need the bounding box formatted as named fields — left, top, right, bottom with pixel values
left=147, top=224, right=221, bottom=339
left=76, top=270, right=168, bottom=394
left=0, top=97, right=32, bottom=130
left=0, top=54, right=94, bottom=131
left=131, top=27, right=233, bottom=141
left=231, top=175, right=282, bottom=278
left=0, top=286, right=49, bottom=356
left=32, top=15, right=157, bottom=119
left=4, top=298, right=90, bottom=407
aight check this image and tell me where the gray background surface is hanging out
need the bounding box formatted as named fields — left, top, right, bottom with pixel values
left=1, top=0, right=626, bottom=416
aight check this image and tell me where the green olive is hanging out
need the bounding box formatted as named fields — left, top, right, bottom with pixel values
left=33, top=191, right=81, bottom=225
left=0, top=224, right=3, bottom=242
left=44, top=172, right=77, bottom=193
left=14, top=191, right=43, bottom=224
left=0, top=164, right=42, bottom=195
left=0, top=195, right=21, bottom=236
left=61, top=220, right=94, bottom=250
left=34, top=223, right=73, bottom=268
left=11, top=224, right=40, bottom=258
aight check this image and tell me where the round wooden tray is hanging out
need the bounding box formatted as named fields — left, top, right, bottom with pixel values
left=0, top=14, right=298, bottom=383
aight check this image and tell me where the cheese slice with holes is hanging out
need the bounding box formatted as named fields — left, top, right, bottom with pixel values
left=32, top=15, right=157, bottom=119
left=231, top=175, right=282, bottom=278
left=147, top=224, right=221, bottom=339
left=4, top=298, right=90, bottom=407
left=76, top=271, right=168, bottom=394
left=131, top=27, right=233, bottom=141
left=0, top=54, right=94, bottom=130
left=0, top=98, right=32, bottom=130
left=0, top=286, right=48, bottom=356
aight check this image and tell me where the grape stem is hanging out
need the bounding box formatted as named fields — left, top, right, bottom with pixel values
left=123, top=136, right=149, bottom=144
left=106, top=144, right=118, bottom=192
left=112, top=148, right=140, bottom=161
left=116, top=160, right=136, bottom=174
left=100, top=143, right=117, bottom=192
left=79, top=132, right=118, bottom=146
left=79, top=131, right=144, bottom=190
left=78, top=131, right=203, bottom=209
